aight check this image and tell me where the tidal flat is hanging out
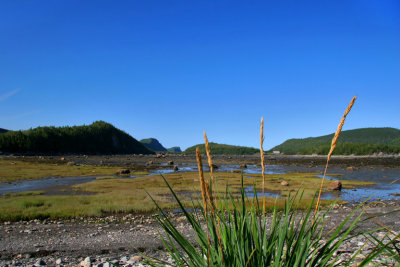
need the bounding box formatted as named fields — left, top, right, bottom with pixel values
left=0, top=155, right=399, bottom=266
left=0, top=155, right=381, bottom=221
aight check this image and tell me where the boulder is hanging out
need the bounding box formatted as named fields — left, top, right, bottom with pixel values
left=281, top=181, right=289, bottom=186
left=168, top=161, right=174, bottom=165
left=116, top=169, right=130, bottom=175
left=173, top=166, right=179, bottom=172
left=327, top=181, right=342, bottom=191
left=240, top=164, right=247, bottom=169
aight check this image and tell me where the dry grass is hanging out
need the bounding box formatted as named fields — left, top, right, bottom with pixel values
left=315, top=96, right=357, bottom=216
left=260, top=116, right=266, bottom=212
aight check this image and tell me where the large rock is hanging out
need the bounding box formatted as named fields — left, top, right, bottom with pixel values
left=281, top=181, right=289, bottom=186
left=116, top=169, right=130, bottom=175
left=327, top=181, right=342, bottom=191
left=240, top=164, right=247, bottom=168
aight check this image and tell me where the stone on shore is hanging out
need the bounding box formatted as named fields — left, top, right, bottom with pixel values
left=281, top=181, right=289, bottom=186
left=116, top=169, right=130, bottom=175
left=328, top=181, right=342, bottom=191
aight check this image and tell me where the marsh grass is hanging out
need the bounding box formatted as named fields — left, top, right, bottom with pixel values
left=0, top=158, right=117, bottom=182
left=2, top=190, right=44, bottom=197
left=0, top=171, right=355, bottom=221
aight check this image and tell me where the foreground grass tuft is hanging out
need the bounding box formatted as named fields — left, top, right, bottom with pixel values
left=147, top=97, right=399, bottom=266
left=147, top=174, right=397, bottom=266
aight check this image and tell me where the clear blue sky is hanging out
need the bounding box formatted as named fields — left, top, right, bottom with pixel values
left=1, top=1, right=399, bottom=150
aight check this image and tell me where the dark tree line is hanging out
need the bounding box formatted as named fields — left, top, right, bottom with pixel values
left=278, top=142, right=400, bottom=155
left=0, top=121, right=153, bottom=155
left=184, top=142, right=259, bottom=155
left=270, top=127, right=400, bottom=155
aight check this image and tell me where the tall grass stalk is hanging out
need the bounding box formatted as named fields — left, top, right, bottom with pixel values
left=314, top=96, right=357, bottom=217
left=260, top=117, right=266, bottom=213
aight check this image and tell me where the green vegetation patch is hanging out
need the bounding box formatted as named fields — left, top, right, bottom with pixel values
left=0, top=121, right=154, bottom=154
left=140, top=138, right=167, bottom=152
left=0, top=158, right=118, bottom=182
left=184, top=142, right=259, bottom=155
left=0, top=171, right=373, bottom=221
left=2, top=191, right=44, bottom=198
left=270, top=127, right=400, bottom=155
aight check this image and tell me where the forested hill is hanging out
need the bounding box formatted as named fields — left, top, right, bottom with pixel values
left=0, top=128, right=9, bottom=134
left=0, top=121, right=154, bottom=154
left=167, top=146, right=182, bottom=153
left=270, top=127, right=400, bottom=155
left=140, top=138, right=167, bottom=152
left=184, top=142, right=259, bottom=155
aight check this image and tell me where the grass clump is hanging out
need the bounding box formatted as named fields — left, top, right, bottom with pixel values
left=147, top=96, right=399, bottom=266
left=148, top=175, right=385, bottom=266
left=2, top=191, right=44, bottom=197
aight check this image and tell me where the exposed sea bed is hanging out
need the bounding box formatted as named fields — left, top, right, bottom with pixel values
left=1, top=163, right=399, bottom=202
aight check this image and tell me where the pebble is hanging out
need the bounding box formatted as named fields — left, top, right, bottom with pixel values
left=34, top=258, right=46, bottom=266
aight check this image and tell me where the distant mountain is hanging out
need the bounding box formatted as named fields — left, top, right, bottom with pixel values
left=270, top=127, right=400, bottom=155
left=0, top=121, right=154, bottom=154
left=167, top=146, right=182, bottom=153
left=184, top=142, right=259, bottom=155
left=140, top=138, right=167, bottom=152
left=0, top=128, right=9, bottom=134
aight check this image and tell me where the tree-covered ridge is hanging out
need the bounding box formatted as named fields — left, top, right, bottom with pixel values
left=0, top=121, right=154, bottom=154
left=140, top=138, right=167, bottom=152
left=0, top=128, right=9, bottom=134
left=270, top=127, right=400, bottom=155
left=184, top=142, right=259, bottom=155
left=167, top=146, right=182, bottom=153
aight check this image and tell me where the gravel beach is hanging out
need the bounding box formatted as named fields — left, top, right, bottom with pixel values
left=1, top=201, right=399, bottom=266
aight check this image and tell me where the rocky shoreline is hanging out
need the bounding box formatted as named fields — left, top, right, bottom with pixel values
left=2, top=154, right=400, bottom=169
left=1, top=200, right=399, bottom=266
